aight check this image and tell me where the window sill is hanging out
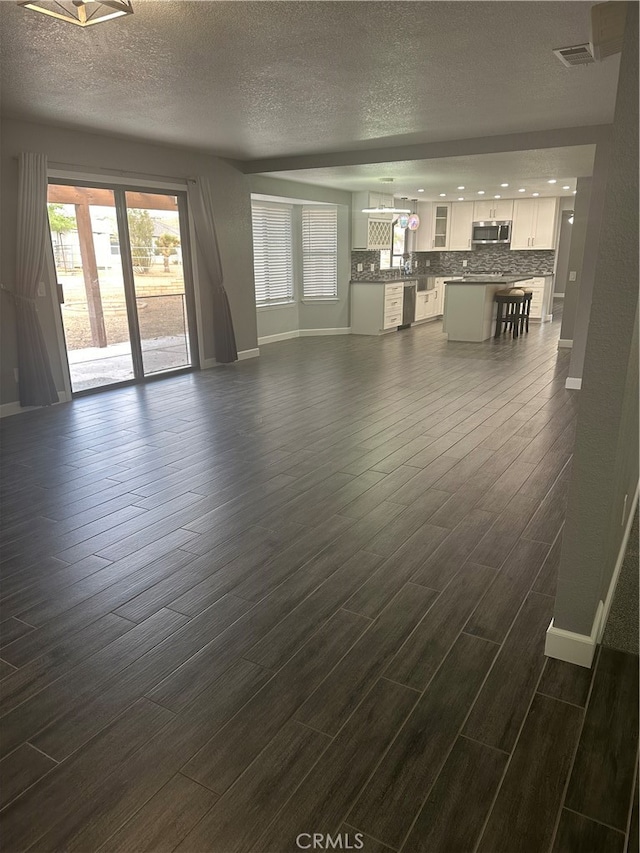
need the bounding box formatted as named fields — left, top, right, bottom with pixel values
left=256, top=301, right=296, bottom=312
left=301, top=298, right=340, bottom=304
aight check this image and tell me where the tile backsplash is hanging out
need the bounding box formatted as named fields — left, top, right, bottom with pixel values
left=351, top=244, right=555, bottom=280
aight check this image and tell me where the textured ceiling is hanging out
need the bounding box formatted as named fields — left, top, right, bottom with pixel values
left=264, top=147, right=594, bottom=200
left=0, top=1, right=620, bottom=163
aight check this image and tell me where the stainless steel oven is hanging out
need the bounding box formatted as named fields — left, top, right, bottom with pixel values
left=471, top=221, right=512, bottom=245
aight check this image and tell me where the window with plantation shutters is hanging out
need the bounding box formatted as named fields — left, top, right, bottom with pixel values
left=251, top=203, right=294, bottom=306
left=302, top=206, right=338, bottom=299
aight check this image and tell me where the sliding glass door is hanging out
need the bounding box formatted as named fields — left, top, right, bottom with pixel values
left=47, top=183, right=195, bottom=393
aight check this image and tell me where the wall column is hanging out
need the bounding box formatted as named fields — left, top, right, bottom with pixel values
left=546, top=4, right=639, bottom=665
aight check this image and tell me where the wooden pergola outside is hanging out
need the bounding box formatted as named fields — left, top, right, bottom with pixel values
left=47, top=185, right=179, bottom=348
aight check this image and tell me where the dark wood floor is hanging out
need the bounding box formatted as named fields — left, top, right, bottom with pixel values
left=1, top=310, right=638, bottom=853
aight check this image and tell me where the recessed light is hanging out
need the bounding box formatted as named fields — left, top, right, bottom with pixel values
left=477, top=190, right=485, bottom=195
left=457, top=197, right=464, bottom=201
left=417, top=188, right=425, bottom=193
left=500, top=183, right=509, bottom=187
left=562, top=185, right=571, bottom=190
left=439, top=193, right=446, bottom=197
left=494, top=195, right=501, bottom=199
left=548, top=179, right=557, bottom=184
left=457, top=186, right=465, bottom=190
left=532, top=192, right=540, bottom=197
left=573, top=190, right=577, bottom=194
left=518, top=188, right=526, bottom=192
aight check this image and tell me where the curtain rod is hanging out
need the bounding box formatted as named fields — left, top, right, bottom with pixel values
left=13, top=157, right=189, bottom=188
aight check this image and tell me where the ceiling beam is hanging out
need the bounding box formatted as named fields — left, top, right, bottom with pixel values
left=237, top=125, right=612, bottom=175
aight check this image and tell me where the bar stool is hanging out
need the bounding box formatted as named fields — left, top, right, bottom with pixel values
left=519, top=290, right=533, bottom=334
left=494, top=289, right=525, bottom=338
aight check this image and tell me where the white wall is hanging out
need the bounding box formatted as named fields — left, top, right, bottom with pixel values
left=0, top=118, right=258, bottom=404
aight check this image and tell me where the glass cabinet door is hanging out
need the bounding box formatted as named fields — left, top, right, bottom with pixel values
left=433, top=204, right=450, bottom=248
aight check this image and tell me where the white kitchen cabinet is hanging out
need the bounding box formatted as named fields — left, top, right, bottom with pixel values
left=473, top=199, right=514, bottom=221
left=414, top=202, right=434, bottom=252
left=414, top=287, right=442, bottom=321
left=448, top=202, right=474, bottom=251
left=414, top=291, right=429, bottom=321
left=351, top=281, right=410, bottom=334
left=510, top=198, right=558, bottom=250
left=518, top=275, right=554, bottom=320
left=432, top=203, right=450, bottom=249
left=351, top=191, right=396, bottom=250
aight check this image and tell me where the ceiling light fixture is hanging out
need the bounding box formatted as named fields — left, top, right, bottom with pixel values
left=500, top=183, right=509, bottom=188
left=439, top=193, right=446, bottom=197
left=573, top=190, right=577, bottom=194
left=548, top=179, right=557, bottom=184
left=417, top=188, right=425, bottom=193
left=494, top=195, right=501, bottom=199
left=532, top=192, right=540, bottom=196
left=361, top=205, right=411, bottom=214
left=518, top=188, right=526, bottom=192
left=477, top=190, right=485, bottom=195
left=568, top=215, right=574, bottom=224
left=457, top=186, right=465, bottom=190
left=18, top=0, right=133, bottom=26
left=563, top=185, right=571, bottom=190
left=457, top=197, right=464, bottom=201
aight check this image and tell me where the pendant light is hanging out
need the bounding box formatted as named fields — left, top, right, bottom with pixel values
left=18, top=1, right=134, bottom=27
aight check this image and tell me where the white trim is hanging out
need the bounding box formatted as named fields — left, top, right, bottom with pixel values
left=0, top=390, right=71, bottom=419
left=257, top=330, right=299, bottom=345
left=542, top=313, right=554, bottom=323
left=558, top=339, right=573, bottom=348
left=201, top=348, right=260, bottom=368
left=565, top=377, right=582, bottom=390
left=238, top=348, right=260, bottom=360
left=553, top=293, right=565, bottom=299
left=598, top=484, right=640, bottom=643
left=545, top=601, right=604, bottom=668
left=299, top=327, right=351, bottom=337
left=257, top=327, right=351, bottom=345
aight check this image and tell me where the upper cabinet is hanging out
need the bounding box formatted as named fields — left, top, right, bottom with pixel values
left=432, top=203, right=450, bottom=249
left=414, top=202, right=452, bottom=250
left=448, top=202, right=475, bottom=250
left=510, top=198, right=558, bottom=250
left=473, top=199, right=514, bottom=221
left=351, top=191, right=395, bottom=250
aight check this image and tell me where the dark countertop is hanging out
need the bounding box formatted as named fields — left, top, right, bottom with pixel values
left=444, top=275, right=531, bottom=285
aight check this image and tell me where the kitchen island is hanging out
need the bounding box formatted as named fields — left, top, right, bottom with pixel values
left=442, top=276, right=531, bottom=342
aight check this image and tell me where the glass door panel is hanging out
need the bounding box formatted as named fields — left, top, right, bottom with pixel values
left=124, top=192, right=191, bottom=376
left=47, top=185, right=134, bottom=392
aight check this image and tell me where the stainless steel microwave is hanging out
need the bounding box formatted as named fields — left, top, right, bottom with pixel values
left=471, top=221, right=512, bottom=244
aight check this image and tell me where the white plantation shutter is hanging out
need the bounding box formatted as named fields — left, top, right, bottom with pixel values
left=251, top=203, right=293, bottom=306
left=302, top=206, right=338, bottom=299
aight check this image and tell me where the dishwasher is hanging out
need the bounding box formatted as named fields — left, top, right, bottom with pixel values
left=400, top=281, right=416, bottom=328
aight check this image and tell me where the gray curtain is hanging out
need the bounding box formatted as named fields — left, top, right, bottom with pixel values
left=15, top=152, right=58, bottom=406
left=187, top=177, right=238, bottom=364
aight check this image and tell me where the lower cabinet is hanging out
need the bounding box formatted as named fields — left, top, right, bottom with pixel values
left=414, top=285, right=444, bottom=322
left=518, top=276, right=553, bottom=320
left=351, top=281, right=407, bottom=335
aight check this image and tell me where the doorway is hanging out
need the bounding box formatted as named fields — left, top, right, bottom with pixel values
left=47, top=182, right=196, bottom=393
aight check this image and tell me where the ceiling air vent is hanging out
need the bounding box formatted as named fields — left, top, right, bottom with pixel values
left=553, top=43, right=595, bottom=67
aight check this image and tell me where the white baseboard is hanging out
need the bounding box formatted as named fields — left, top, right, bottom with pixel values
left=257, top=330, right=299, bottom=345
left=597, top=484, right=640, bottom=643
left=258, top=328, right=351, bottom=345
left=201, top=349, right=260, bottom=369
left=0, top=390, right=71, bottom=418
left=238, top=348, right=260, bottom=360
left=545, top=601, right=604, bottom=668
left=542, top=313, right=554, bottom=323
left=558, top=339, right=573, bottom=349
left=299, top=327, right=351, bottom=337
left=545, top=484, right=639, bottom=668
left=553, top=293, right=565, bottom=299
left=565, top=377, right=582, bottom=390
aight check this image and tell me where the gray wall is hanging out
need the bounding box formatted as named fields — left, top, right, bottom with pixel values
left=0, top=118, right=258, bottom=404
left=249, top=176, right=351, bottom=340
left=553, top=210, right=574, bottom=296
left=558, top=176, right=593, bottom=342
left=554, top=4, right=639, bottom=637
